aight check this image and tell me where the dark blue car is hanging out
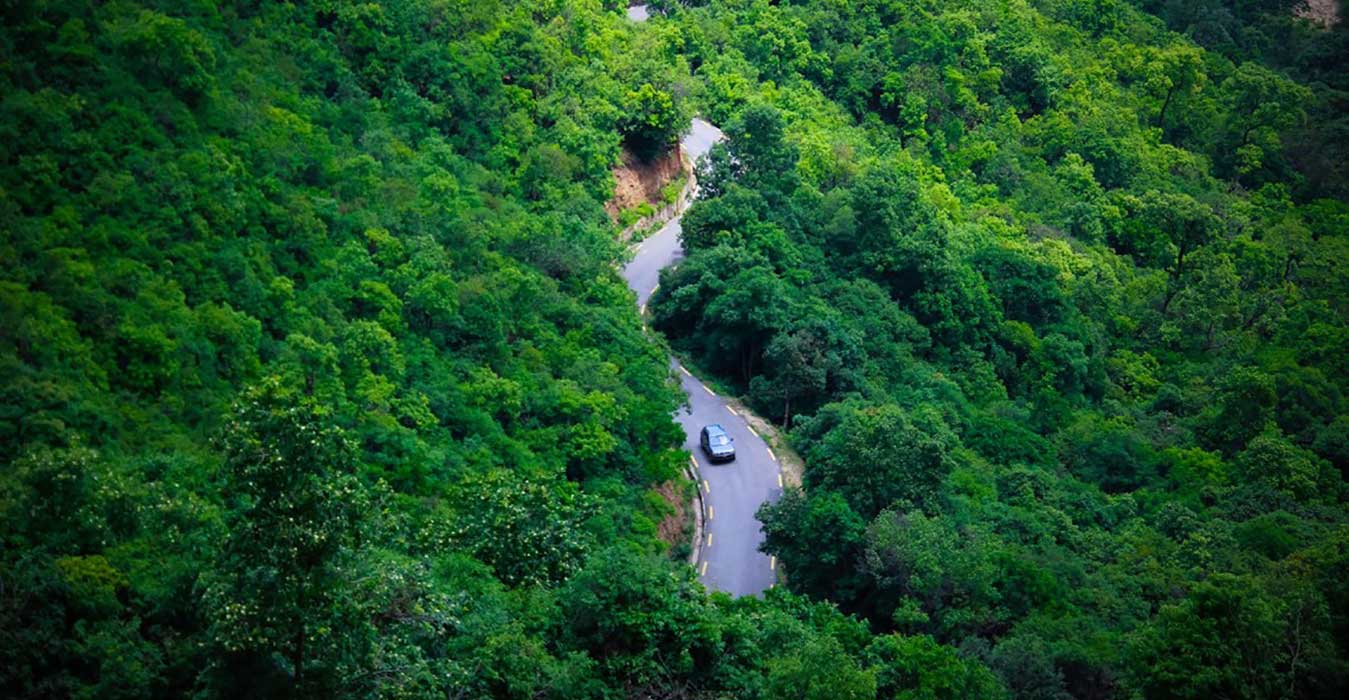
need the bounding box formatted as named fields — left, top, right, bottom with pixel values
left=699, top=424, right=736, bottom=463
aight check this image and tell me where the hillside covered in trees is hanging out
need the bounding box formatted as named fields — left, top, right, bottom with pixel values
left=2, top=1, right=1347, bottom=699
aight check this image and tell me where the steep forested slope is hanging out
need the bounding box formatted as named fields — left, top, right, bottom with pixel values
left=3, top=1, right=1348, bottom=699
left=0, top=2, right=780, bottom=697
left=0, top=0, right=673, bottom=693
left=646, top=0, right=1349, bottom=697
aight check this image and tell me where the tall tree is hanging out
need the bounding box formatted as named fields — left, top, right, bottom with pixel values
left=620, top=82, right=689, bottom=162
left=1141, top=44, right=1206, bottom=135
left=800, top=403, right=961, bottom=518
left=199, top=381, right=371, bottom=698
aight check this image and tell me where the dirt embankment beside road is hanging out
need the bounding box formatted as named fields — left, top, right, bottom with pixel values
left=1297, top=0, right=1340, bottom=27
left=605, top=146, right=684, bottom=221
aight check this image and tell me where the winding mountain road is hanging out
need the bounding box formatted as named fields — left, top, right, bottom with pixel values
left=621, top=120, right=782, bottom=597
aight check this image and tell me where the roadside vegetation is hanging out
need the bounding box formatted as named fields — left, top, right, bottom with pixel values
left=648, top=1, right=1349, bottom=697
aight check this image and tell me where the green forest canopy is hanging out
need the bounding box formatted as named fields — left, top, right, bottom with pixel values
left=2, top=1, right=1347, bottom=699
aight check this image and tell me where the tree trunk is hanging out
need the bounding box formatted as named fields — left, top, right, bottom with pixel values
left=1157, top=84, right=1176, bottom=132
left=1161, top=282, right=1179, bottom=314
left=1162, top=242, right=1192, bottom=314
left=293, top=590, right=306, bottom=697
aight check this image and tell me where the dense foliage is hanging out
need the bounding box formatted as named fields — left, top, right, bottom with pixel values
left=0, top=1, right=720, bottom=697
left=3, top=0, right=1347, bottom=699
left=645, top=0, right=1349, bottom=698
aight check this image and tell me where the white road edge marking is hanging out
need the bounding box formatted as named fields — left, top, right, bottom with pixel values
left=701, top=384, right=714, bottom=396
left=706, top=532, right=713, bottom=547
left=679, top=366, right=691, bottom=377
left=777, top=473, right=783, bottom=488
left=727, top=406, right=740, bottom=417
left=767, top=447, right=776, bottom=462
left=747, top=425, right=760, bottom=438
left=708, top=505, right=714, bottom=520
left=649, top=283, right=660, bottom=297
left=703, top=479, right=710, bottom=492
left=700, top=561, right=708, bottom=576
left=770, top=556, right=776, bottom=570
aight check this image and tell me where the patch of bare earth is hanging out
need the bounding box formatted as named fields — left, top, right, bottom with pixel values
left=1297, top=0, right=1340, bottom=27
left=654, top=479, right=690, bottom=547
left=605, top=145, right=684, bottom=222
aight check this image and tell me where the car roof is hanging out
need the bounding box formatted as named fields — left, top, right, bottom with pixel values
left=705, top=423, right=727, bottom=435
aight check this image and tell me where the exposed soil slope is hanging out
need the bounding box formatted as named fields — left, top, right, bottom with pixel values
left=605, top=146, right=683, bottom=221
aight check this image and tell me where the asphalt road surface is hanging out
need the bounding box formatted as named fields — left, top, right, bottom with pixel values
left=621, top=121, right=782, bottom=597
left=625, top=118, right=722, bottom=309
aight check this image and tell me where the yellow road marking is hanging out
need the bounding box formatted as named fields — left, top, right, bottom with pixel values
left=770, top=556, right=777, bottom=570
left=703, top=479, right=710, bottom=492
left=639, top=303, right=646, bottom=315
left=706, top=532, right=713, bottom=547
left=700, top=561, right=708, bottom=576
left=689, top=456, right=697, bottom=469
left=777, top=473, right=782, bottom=488
left=708, top=505, right=714, bottom=520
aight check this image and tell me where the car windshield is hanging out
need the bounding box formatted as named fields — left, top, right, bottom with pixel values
left=710, top=435, right=729, bottom=446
